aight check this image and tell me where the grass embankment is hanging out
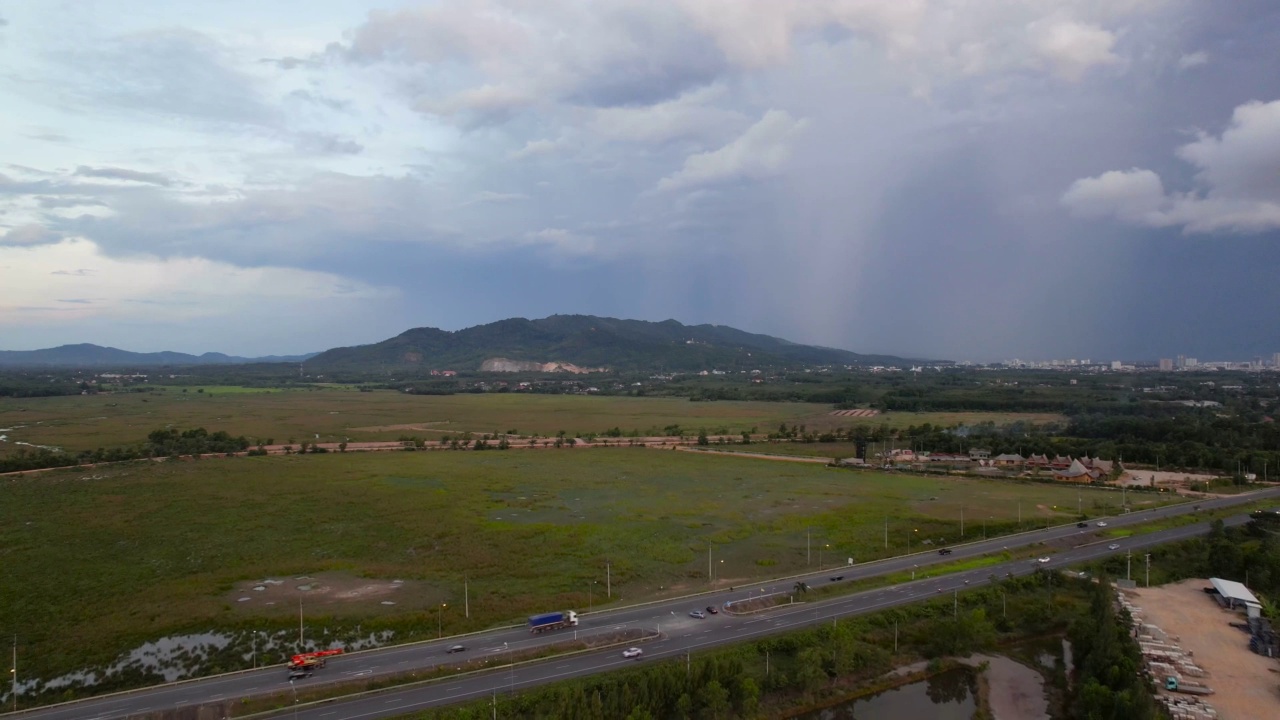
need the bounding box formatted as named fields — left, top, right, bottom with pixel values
left=0, top=447, right=1170, bottom=703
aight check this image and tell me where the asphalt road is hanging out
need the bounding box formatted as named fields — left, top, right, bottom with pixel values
left=11, top=486, right=1280, bottom=720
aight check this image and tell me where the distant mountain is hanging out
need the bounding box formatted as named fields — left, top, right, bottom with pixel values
left=306, top=315, right=920, bottom=372
left=0, top=344, right=316, bottom=368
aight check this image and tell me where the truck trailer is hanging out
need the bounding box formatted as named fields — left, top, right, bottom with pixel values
left=528, top=610, right=579, bottom=633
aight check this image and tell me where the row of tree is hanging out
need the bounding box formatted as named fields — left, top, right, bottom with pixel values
left=0, top=427, right=250, bottom=474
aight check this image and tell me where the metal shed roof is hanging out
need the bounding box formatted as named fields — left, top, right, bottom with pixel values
left=1211, top=577, right=1261, bottom=607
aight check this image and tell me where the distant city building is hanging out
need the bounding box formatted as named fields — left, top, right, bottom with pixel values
left=1176, top=354, right=1186, bottom=369
left=1273, top=352, right=1280, bottom=368
left=1110, top=360, right=1122, bottom=370
left=1159, top=358, right=1174, bottom=371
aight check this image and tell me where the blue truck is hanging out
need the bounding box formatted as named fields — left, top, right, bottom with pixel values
left=528, top=610, right=579, bottom=633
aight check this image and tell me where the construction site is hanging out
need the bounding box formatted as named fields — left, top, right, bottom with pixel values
left=1122, top=578, right=1280, bottom=720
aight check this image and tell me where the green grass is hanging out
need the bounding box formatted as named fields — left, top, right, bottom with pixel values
left=0, top=390, right=1062, bottom=458
left=0, top=447, right=1178, bottom=684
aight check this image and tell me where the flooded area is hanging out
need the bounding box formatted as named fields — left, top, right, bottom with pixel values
left=794, top=668, right=976, bottom=720
left=2, top=627, right=395, bottom=705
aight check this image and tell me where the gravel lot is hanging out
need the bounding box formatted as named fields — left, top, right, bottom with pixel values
left=1129, top=578, right=1280, bottom=720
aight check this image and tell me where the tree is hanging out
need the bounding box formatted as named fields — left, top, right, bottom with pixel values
left=697, top=429, right=709, bottom=446
left=793, top=581, right=809, bottom=595
left=696, top=680, right=731, bottom=720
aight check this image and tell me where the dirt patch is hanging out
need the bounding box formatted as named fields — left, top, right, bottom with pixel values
left=964, top=654, right=1049, bottom=720
left=1127, top=578, right=1280, bottom=720
left=226, top=572, right=433, bottom=613
left=1119, top=470, right=1221, bottom=488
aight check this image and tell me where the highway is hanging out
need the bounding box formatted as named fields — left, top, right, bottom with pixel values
left=10, top=486, right=1280, bottom=720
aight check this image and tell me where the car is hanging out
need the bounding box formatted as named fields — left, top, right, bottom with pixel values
left=622, top=647, right=643, bottom=659
left=1037, top=556, right=1051, bottom=563
left=1076, top=522, right=1088, bottom=528
left=287, top=668, right=312, bottom=680
left=938, top=548, right=952, bottom=555
left=705, top=606, right=718, bottom=614
left=828, top=575, right=844, bottom=582
left=445, top=644, right=466, bottom=654
left=689, top=610, right=706, bottom=619
left=1096, top=521, right=1108, bottom=527
left=1108, top=543, right=1121, bottom=550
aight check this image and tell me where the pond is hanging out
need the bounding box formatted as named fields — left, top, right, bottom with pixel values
left=794, top=668, right=976, bottom=720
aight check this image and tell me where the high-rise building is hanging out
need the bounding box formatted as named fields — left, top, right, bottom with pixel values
left=1176, top=354, right=1186, bottom=369
left=1110, top=361, right=1122, bottom=371
left=1272, top=352, right=1280, bottom=368
left=1159, top=358, right=1174, bottom=371
left=1185, top=358, right=1198, bottom=368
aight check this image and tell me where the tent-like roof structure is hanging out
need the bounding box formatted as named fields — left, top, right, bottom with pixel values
left=1211, top=577, right=1261, bottom=608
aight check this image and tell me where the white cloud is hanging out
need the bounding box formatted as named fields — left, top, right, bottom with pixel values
left=0, top=223, right=62, bottom=246
left=1062, top=100, right=1280, bottom=234
left=472, top=191, right=528, bottom=203
left=0, top=237, right=395, bottom=328
left=510, top=138, right=563, bottom=160
left=589, top=85, right=744, bottom=144
left=1030, top=19, right=1120, bottom=81
left=1177, top=50, right=1209, bottom=70
left=1062, top=168, right=1168, bottom=224
left=522, top=228, right=596, bottom=254
left=656, top=109, right=807, bottom=193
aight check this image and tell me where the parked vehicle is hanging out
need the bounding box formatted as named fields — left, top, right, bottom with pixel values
left=528, top=610, right=579, bottom=633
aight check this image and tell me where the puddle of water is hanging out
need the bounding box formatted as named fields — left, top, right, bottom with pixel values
left=794, top=668, right=976, bottom=720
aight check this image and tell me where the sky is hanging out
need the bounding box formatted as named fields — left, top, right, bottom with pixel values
left=1, top=0, right=1279, bottom=362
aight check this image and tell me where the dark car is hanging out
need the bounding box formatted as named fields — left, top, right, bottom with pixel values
left=938, top=548, right=952, bottom=555
left=287, top=668, right=312, bottom=680
left=705, top=605, right=718, bottom=614
left=828, top=575, right=844, bottom=581
left=1076, top=522, right=1088, bottom=528
left=446, top=644, right=466, bottom=654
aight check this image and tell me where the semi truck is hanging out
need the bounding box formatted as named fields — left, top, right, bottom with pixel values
left=528, top=610, right=579, bottom=633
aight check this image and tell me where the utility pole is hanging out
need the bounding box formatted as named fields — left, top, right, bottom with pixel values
left=708, top=542, right=713, bottom=584
left=1018, top=501, right=1021, bottom=527
left=298, top=597, right=304, bottom=647
left=1145, top=554, right=1151, bottom=588
left=884, top=517, right=888, bottom=550
left=953, top=590, right=958, bottom=619
left=465, top=576, right=470, bottom=619
left=893, top=621, right=898, bottom=653
left=607, top=562, right=611, bottom=599
left=1127, top=550, right=1132, bottom=582
left=960, top=506, right=964, bottom=537
left=11, top=635, right=16, bottom=714
left=806, top=528, right=811, bottom=565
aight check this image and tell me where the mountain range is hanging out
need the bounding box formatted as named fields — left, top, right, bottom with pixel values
left=0, top=344, right=315, bottom=368
left=305, top=315, right=915, bottom=371
left=0, top=316, right=918, bottom=370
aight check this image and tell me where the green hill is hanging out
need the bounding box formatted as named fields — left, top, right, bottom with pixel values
left=305, top=315, right=919, bottom=372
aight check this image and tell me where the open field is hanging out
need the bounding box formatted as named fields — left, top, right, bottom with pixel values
left=0, top=389, right=1062, bottom=458
left=0, top=447, right=1174, bottom=683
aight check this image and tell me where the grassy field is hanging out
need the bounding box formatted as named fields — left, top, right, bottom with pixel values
left=1, top=446, right=1176, bottom=682
left=0, top=389, right=1062, bottom=457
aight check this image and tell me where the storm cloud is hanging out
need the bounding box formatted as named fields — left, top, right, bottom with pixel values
left=0, top=0, right=1277, bottom=359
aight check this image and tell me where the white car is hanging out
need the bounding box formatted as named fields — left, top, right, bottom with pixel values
left=622, top=647, right=643, bottom=659
left=689, top=610, right=706, bottom=619
left=1108, top=543, right=1121, bottom=550
left=1096, top=521, right=1108, bottom=527
left=1037, top=556, right=1051, bottom=564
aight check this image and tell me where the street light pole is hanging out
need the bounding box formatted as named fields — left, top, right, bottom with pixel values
left=960, top=506, right=964, bottom=537
left=606, top=562, right=611, bottom=599
left=11, top=635, right=16, bottom=714
left=438, top=603, right=446, bottom=638
left=884, top=517, right=888, bottom=550
left=807, top=528, right=811, bottom=565
left=1145, top=554, right=1151, bottom=588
